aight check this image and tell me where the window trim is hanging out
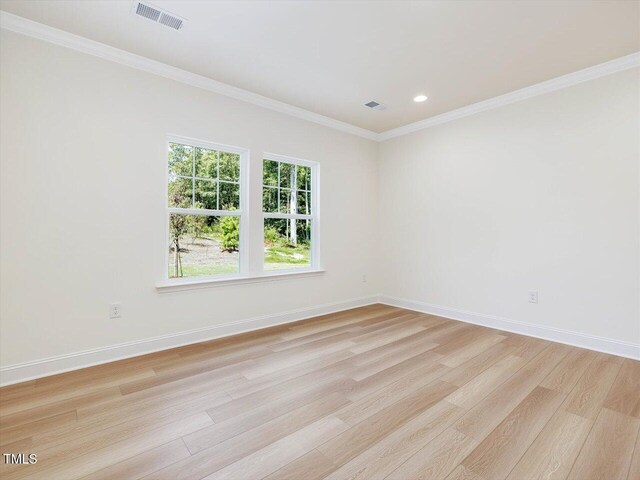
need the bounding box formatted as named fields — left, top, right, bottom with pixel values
left=156, top=268, right=326, bottom=292
left=164, top=134, right=249, bottom=283
left=159, top=138, right=323, bottom=288
left=262, top=152, right=320, bottom=272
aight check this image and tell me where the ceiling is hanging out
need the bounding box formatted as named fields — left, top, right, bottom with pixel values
left=1, top=0, right=638, bottom=133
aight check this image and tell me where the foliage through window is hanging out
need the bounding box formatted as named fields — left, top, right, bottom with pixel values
left=263, top=157, right=315, bottom=271
left=167, top=140, right=243, bottom=279
left=164, top=138, right=318, bottom=284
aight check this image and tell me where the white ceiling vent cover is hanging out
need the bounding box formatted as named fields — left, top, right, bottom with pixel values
left=132, top=1, right=186, bottom=31
left=364, top=101, right=387, bottom=111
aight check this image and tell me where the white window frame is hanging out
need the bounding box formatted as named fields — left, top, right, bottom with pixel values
left=262, top=153, right=320, bottom=273
left=157, top=139, right=324, bottom=291
left=164, top=134, right=249, bottom=285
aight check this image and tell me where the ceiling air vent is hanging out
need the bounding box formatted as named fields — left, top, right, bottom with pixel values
left=159, top=12, right=184, bottom=30
left=364, top=100, right=387, bottom=111
left=132, top=1, right=186, bottom=31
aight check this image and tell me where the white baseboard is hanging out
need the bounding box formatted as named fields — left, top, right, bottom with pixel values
left=3, top=294, right=637, bottom=386
left=379, top=295, right=640, bottom=360
left=0, top=295, right=378, bottom=387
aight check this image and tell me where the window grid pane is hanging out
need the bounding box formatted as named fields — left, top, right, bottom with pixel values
left=263, top=160, right=278, bottom=186
left=168, top=177, right=193, bottom=208
left=168, top=140, right=244, bottom=281
left=220, top=182, right=240, bottom=210
left=262, top=158, right=315, bottom=272
left=262, top=159, right=312, bottom=215
left=194, top=179, right=217, bottom=210
left=264, top=218, right=311, bottom=271
left=296, top=165, right=311, bottom=191
left=195, top=147, right=218, bottom=180
left=263, top=186, right=278, bottom=212
left=219, top=151, right=240, bottom=181
left=169, top=143, right=194, bottom=176
left=171, top=142, right=240, bottom=213
left=280, top=162, right=294, bottom=189
left=168, top=213, right=240, bottom=278
left=279, top=189, right=293, bottom=214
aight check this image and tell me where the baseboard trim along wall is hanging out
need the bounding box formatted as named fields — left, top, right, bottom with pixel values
left=379, top=295, right=640, bottom=361
left=0, top=295, right=378, bottom=387
left=3, top=294, right=638, bottom=386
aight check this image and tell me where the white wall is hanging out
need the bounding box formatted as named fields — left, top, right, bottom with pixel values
left=0, top=31, right=379, bottom=373
left=1, top=29, right=638, bottom=382
left=378, top=68, right=640, bottom=347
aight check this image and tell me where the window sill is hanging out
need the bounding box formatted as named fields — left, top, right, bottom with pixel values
left=156, top=269, right=325, bottom=293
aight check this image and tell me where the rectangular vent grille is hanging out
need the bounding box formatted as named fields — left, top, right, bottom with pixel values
left=136, top=3, right=161, bottom=21
left=132, top=2, right=185, bottom=31
left=159, top=12, right=183, bottom=30
left=364, top=100, right=387, bottom=111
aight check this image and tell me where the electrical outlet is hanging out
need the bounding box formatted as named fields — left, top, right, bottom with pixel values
left=528, top=291, right=538, bottom=304
left=362, top=274, right=367, bottom=283
left=110, top=303, right=122, bottom=318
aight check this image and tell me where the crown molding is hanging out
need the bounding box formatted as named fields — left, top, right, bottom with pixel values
left=378, top=52, right=640, bottom=141
left=1, top=11, right=638, bottom=143
left=0, top=11, right=378, bottom=141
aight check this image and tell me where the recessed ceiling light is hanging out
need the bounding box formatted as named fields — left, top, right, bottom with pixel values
left=413, top=94, right=428, bottom=103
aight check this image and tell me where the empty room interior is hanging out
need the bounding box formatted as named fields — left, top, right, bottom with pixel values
left=1, top=1, right=639, bottom=479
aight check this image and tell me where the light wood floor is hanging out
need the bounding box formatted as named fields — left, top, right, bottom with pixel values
left=1, top=304, right=639, bottom=480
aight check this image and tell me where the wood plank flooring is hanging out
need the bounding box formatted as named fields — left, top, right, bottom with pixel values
left=0, top=304, right=638, bottom=480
